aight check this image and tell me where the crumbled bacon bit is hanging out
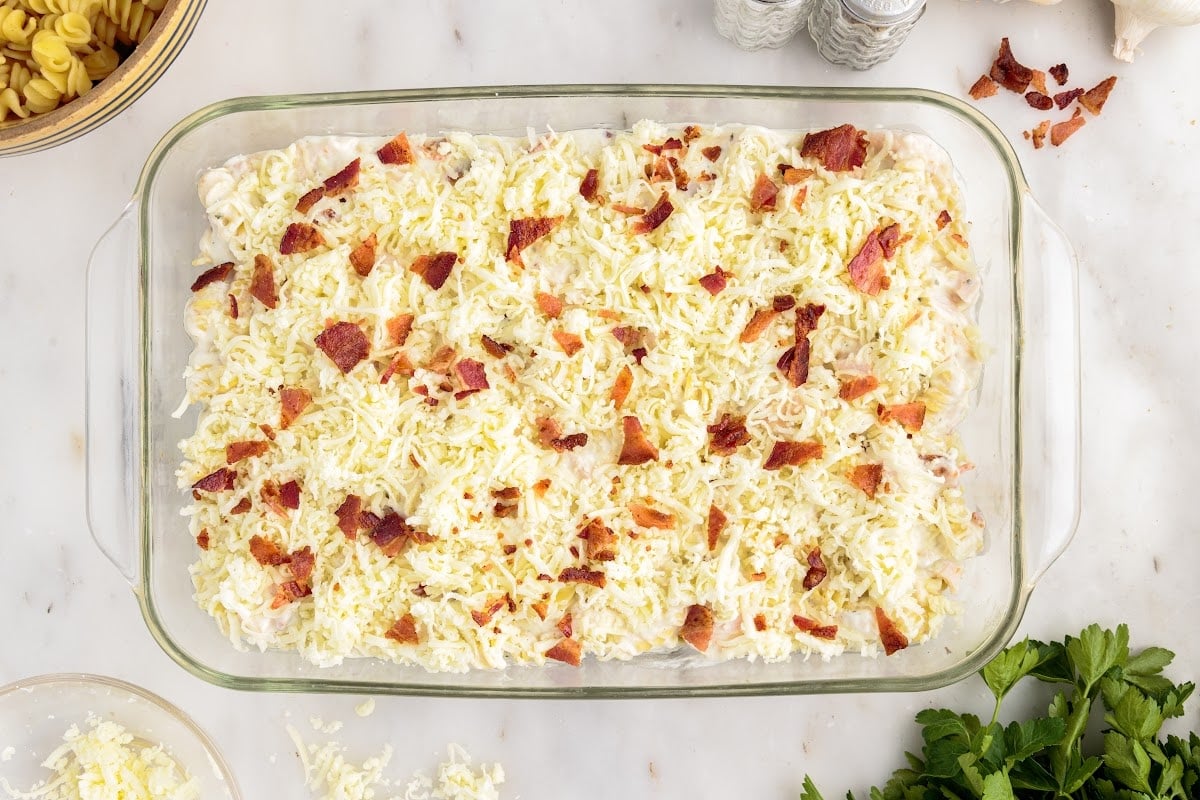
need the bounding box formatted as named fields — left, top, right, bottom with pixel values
left=1053, top=88, right=1084, bottom=110
left=1031, top=120, right=1051, bottom=150
left=249, top=534, right=288, bottom=566
left=706, top=504, right=727, bottom=551
left=271, top=580, right=311, bottom=609
left=617, top=415, right=659, bottom=465
left=579, top=168, right=599, bottom=202
left=250, top=254, right=278, bottom=309
left=225, top=440, right=269, bottom=464
left=196, top=529, right=210, bottom=550
left=376, top=132, right=414, bottom=165
left=683, top=125, right=703, bottom=143
left=551, top=433, right=589, bottom=452
left=777, top=303, right=826, bottom=388
left=990, top=37, right=1033, bottom=94
left=1049, top=63, right=1069, bottom=86
left=296, top=187, right=324, bottom=214
left=535, top=292, right=564, bottom=318
left=289, top=546, right=315, bottom=583
left=192, top=468, right=235, bottom=492
left=773, top=295, right=796, bottom=312
left=875, top=607, right=909, bottom=655
left=322, top=158, right=361, bottom=196
left=968, top=75, right=999, bottom=100
left=1030, top=69, right=1048, bottom=97
left=410, top=251, right=458, bottom=290
left=369, top=512, right=413, bottom=557
left=612, top=204, right=646, bottom=215
left=847, top=228, right=887, bottom=296
left=611, top=326, right=635, bottom=346
left=848, top=463, right=884, bottom=499
left=546, top=637, right=582, bottom=666
left=763, top=440, right=823, bottom=470
left=278, top=480, right=300, bottom=509
left=279, top=386, right=312, bottom=429
left=480, top=335, right=510, bottom=359
left=877, top=401, right=926, bottom=432
left=782, top=167, right=814, bottom=185
left=492, top=486, right=520, bottom=502
left=800, top=124, right=868, bottom=172
left=680, top=604, right=714, bottom=652
left=631, top=347, right=648, bottom=365
left=280, top=222, right=324, bottom=255
left=936, top=210, right=952, bottom=230
left=646, top=155, right=673, bottom=183
left=426, top=345, right=457, bottom=374
left=1050, top=114, right=1086, bottom=146
left=558, top=567, right=606, bottom=588
left=535, top=417, right=562, bottom=449
left=507, top=217, right=563, bottom=265
left=707, top=413, right=750, bottom=456
left=739, top=308, right=779, bottom=343
left=631, top=192, right=674, bottom=235
left=793, top=616, right=838, bottom=639
left=349, top=232, right=378, bottom=277
left=609, top=365, right=634, bottom=411
left=228, top=294, right=239, bottom=319
left=455, top=358, right=489, bottom=391
left=190, top=262, right=233, bottom=292
left=802, top=548, right=827, bottom=590
left=335, top=494, right=362, bottom=539
left=230, top=497, right=251, bottom=515
left=472, top=595, right=507, bottom=626
left=385, top=613, right=420, bottom=644
left=557, top=613, right=574, bottom=638
left=698, top=266, right=730, bottom=296
left=878, top=224, right=902, bottom=260
left=629, top=503, right=675, bottom=529
left=792, top=186, right=808, bottom=213
left=1025, top=91, right=1054, bottom=111
left=1078, top=76, right=1117, bottom=115
left=753, top=614, right=767, bottom=632
left=552, top=330, right=583, bottom=357
left=580, top=517, right=617, bottom=562
left=749, top=173, right=779, bottom=212
left=315, top=321, right=370, bottom=374
left=533, top=478, right=551, bottom=498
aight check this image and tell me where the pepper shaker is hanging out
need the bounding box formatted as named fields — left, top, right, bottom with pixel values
left=713, top=0, right=814, bottom=51
left=807, top=0, right=925, bottom=70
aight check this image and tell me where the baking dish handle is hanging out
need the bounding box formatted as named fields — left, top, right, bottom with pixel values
left=85, top=203, right=141, bottom=585
left=1019, top=194, right=1081, bottom=590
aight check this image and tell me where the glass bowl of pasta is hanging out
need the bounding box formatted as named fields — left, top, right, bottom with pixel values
left=0, top=0, right=206, bottom=157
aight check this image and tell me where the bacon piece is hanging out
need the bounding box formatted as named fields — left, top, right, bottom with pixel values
left=968, top=75, right=999, bottom=100
left=739, top=309, right=778, bottom=343
left=1049, top=63, right=1069, bottom=86
left=698, top=266, right=729, bottom=296
left=706, top=504, right=727, bottom=551
left=877, top=401, right=926, bottom=432
left=380, top=316, right=412, bottom=350
left=753, top=614, right=767, bottom=632
left=878, top=224, right=902, bottom=260
left=190, top=262, right=233, bottom=292
left=778, top=303, right=826, bottom=388
left=793, top=615, right=838, bottom=639
left=507, top=216, right=563, bottom=265
left=455, top=358, right=489, bottom=390
left=1053, top=88, right=1084, bottom=110
left=249, top=535, right=288, bottom=566
left=480, top=335, right=510, bottom=359
left=411, top=251, right=458, bottom=290
left=535, top=292, right=563, bottom=319
left=369, top=512, right=413, bottom=557
left=875, top=607, right=909, bottom=655
left=611, top=365, right=633, bottom=410
left=280, top=222, right=324, bottom=255
left=800, top=124, right=868, bottom=172
left=472, top=595, right=507, bottom=627
left=1050, top=114, right=1087, bottom=146
left=230, top=497, right=251, bottom=515
left=629, top=503, right=675, bottom=529
left=277, top=480, right=300, bottom=510
left=936, top=210, right=952, bottom=230
left=559, top=567, right=606, bottom=588
left=289, top=546, right=315, bottom=584
left=271, top=580, right=312, bottom=608
left=839, top=374, right=879, bottom=402
left=322, top=158, right=361, bottom=196
left=557, top=613, right=574, bottom=639
left=1078, top=76, right=1117, bottom=115
left=680, top=604, right=714, bottom=652
left=646, top=155, right=672, bottom=183
left=802, top=548, right=827, bottom=590
left=296, top=187, right=324, bottom=214
left=781, top=167, right=814, bottom=185
left=579, top=168, right=599, bottom=202
left=249, top=254, right=278, bottom=309
left=989, top=37, right=1033, bottom=93
left=552, top=330, right=583, bottom=357
left=225, top=440, right=268, bottom=464
left=580, top=517, right=617, bottom=562
left=335, top=494, right=362, bottom=539
left=683, top=125, right=703, bottom=143
left=612, top=203, right=646, bottom=215
left=631, top=192, right=674, bottom=235
left=546, top=637, right=582, bottom=666
left=551, top=433, right=588, bottom=452
left=385, top=613, right=420, bottom=644
left=707, top=414, right=751, bottom=456
left=535, top=417, right=563, bottom=449
left=533, top=478, right=551, bottom=498
left=848, top=463, right=884, bottom=499
left=229, top=294, right=239, bottom=319
left=763, top=440, right=823, bottom=470
left=376, top=132, right=414, bottom=165
left=749, top=173, right=779, bottom=212
left=1031, top=120, right=1051, bottom=150
left=700, top=145, right=722, bottom=162
left=195, top=529, right=210, bottom=550
left=847, top=228, right=886, bottom=296
left=1030, top=69, right=1048, bottom=97
left=773, top=295, right=796, bottom=312
left=349, top=233, right=378, bottom=277
left=192, top=468, right=235, bottom=492
left=792, top=186, right=808, bottom=213
left=617, top=415, right=659, bottom=465
left=1025, top=91, right=1054, bottom=111
left=279, top=387, right=312, bottom=429
left=316, top=321, right=370, bottom=374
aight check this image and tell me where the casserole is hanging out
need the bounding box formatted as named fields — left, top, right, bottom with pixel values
left=85, top=85, right=1080, bottom=697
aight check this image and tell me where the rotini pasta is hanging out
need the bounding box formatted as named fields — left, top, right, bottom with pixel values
left=100, top=0, right=152, bottom=44
left=0, top=6, right=37, bottom=46
left=21, top=73, right=59, bottom=112
left=0, top=85, right=29, bottom=120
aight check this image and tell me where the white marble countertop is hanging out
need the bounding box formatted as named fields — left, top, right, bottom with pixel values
left=3, top=1, right=1199, bottom=797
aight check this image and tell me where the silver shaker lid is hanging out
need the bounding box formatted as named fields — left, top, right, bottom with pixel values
left=840, top=0, right=924, bottom=25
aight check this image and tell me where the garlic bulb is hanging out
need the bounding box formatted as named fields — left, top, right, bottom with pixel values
left=1112, top=0, right=1200, bottom=61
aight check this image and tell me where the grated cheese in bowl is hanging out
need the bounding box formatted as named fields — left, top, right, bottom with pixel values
left=178, top=120, right=984, bottom=672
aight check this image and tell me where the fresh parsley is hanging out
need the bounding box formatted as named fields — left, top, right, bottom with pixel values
left=801, top=624, right=1199, bottom=800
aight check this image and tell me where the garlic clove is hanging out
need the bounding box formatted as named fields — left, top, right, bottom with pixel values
left=1113, top=4, right=1161, bottom=61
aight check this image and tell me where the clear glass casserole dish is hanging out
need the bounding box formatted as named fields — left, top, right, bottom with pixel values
left=85, top=85, right=1080, bottom=697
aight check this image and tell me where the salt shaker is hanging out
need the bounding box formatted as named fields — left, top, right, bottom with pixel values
left=807, top=0, right=925, bottom=70
left=713, top=0, right=814, bottom=51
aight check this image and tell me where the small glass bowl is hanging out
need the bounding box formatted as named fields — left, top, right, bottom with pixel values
left=0, top=673, right=240, bottom=799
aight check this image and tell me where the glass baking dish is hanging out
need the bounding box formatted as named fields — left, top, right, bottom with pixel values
left=85, top=85, right=1080, bottom=697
